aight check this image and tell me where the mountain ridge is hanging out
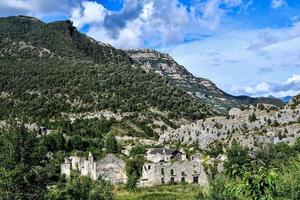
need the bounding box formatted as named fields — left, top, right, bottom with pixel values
left=126, top=49, right=285, bottom=112
left=0, top=16, right=286, bottom=137
left=0, top=16, right=212, bottom=130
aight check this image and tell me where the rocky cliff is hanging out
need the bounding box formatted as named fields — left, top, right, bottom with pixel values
left=127, top=49, right=285, bottom=113
left=159, top=96, right=300, bottom=150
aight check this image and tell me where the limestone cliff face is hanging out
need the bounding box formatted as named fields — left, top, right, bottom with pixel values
left=159, top=97, right=300, bottom=150
left=126, top=49, right=284, bottom=113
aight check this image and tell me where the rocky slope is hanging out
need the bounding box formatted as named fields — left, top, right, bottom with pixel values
left=159, top=95, right=300, bottom=150
left=127, top=49, right=285, bottom=113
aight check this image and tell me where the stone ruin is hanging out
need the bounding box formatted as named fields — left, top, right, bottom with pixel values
left=61, top=148, right=208, bottom=187
left=139, top=148, right=208, bottom=187
left=61, top=153, right=127, bottom=184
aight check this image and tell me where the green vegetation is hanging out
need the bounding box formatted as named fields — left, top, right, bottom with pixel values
left=47, top=176, right=113, bottom=200
left=0, top=16, right=212, bottom=129
left=197, top=139, right=300, bottom=200
left=125, top=157, right=145, bottom=190
left=248, top=112, right=257, bottom=122
left=129, top=145, right=147, bottom=157
left=0, top=123, right=47, bottom=200
left=224, top=139, right=251, bottom=178
left=114, top=184, right=201, bottom=200
left=105, top=133, right=119, bottom=154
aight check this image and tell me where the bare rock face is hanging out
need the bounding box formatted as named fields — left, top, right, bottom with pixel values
left=126, top=49, right=284, bottom=113
left=228, top=108, right=242, bottom=117
left=126, top=49, right=244, bottom=113
left=159, top=99, right=300, bottom=150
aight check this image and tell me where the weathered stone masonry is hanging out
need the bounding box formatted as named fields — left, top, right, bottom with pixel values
left=61, top=148, right=208, bottom=187
left=61, top=153, right=127, bottom=184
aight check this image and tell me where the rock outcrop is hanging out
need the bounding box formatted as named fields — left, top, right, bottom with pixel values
left=127, top=49, right=285, bottom=113
left=159, top=97, right=300, bottom=150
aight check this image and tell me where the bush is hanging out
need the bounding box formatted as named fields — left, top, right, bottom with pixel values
left=125, top=156, right=145, bottom=191
left=104, top=133, right=119, bottom=154
left=224, top=140, right=251, bottom=178
left=248, top=113, right=257, bottom=122
left=47, top=176, right=113, bottom=200
left=129, top=145, right=147, bottom=157
left=42, top=132, right=65, bottom=152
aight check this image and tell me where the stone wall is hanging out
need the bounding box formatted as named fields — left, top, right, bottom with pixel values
left=61, top=154, right=127, bottom=184
left=139, top=159, right=208, bottom=187
left=96, top=154, right=127, bottom=184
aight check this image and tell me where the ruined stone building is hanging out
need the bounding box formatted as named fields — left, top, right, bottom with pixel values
left=61, top=153, right=127, bottom=184
left=139, top=148, right=208, bottom=187
left=61, top=148, right=208, bottom=187
left=145, top=148, right=187, bottom=163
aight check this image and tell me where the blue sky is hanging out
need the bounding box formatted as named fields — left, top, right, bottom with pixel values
left=1, top=0, right=300, bottom=97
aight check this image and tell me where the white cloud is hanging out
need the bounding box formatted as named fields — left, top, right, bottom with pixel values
left=69, top=0, right=243, bottom=48
left=161, top=21, right=300, bottom=98
left=255, top=82, right=271, bottom=93
left=271, top=0, right=286, bottom=9
left=0, top=0, right=245, bottom=48
left=229, top=74, right=300, bottom=97
left=0, top=0, right=31, bottom=10
left=230, top=83, right=271, bottom=96
left=71, top=1, right=107, bottom=29
left=191, top=0, right=243, bottom=30
left=0, top=0, right=74, bottom=17
left=286, top=75, right=300, bottom=84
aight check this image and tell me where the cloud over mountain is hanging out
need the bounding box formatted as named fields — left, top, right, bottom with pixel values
left=69, top=0, right=244, bottom=48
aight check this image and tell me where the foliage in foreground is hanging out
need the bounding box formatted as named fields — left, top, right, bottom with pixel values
left=114, top=184, right=201, bottom=200
left=0, top=123, right=47, bottom=200
left=197, top=139, right=300, bottom=200
left=47, top=176, right=113, bottom=200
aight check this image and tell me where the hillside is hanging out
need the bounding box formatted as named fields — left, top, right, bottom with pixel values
left=127, top=49, right=285, bottom=112
left=159, top=96, right=300, bottom=151
left=0, top=16, right=213, bottom=132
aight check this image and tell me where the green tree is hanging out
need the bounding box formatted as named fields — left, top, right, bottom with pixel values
left=125, top=157, right=144, bottom=190
left=0, top=124, right=47, bottom=200
left=234, top=165, right=277, bottom=200
left=68, top=135, right=86, bottom=151
left=129, top=145, right=146, bottom=157
left=42, top=132, right=65, bottom=152
left=105, top=133, right=119, bottom=153
left=274, top=156, right=300, bottom=200
left=248, top=113, right=257, bottom=122
left=224, top=140, right=251, bottom=178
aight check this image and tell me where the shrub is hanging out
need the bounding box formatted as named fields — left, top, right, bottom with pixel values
left=104, top=133, right=119, bottom=154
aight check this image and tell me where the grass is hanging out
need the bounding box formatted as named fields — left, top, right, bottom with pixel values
left=114, top=184, right=202, bottom=200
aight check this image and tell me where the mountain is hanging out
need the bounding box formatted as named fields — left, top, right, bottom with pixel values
left=126, top=49, right=285, bottom=113
left=280, top=96, right=293, bottom=103
left=0, top=16, right=285, bottom=138
left=235, top=95, right=285, bottom=107
left=0, top=16, right=213, bottom=135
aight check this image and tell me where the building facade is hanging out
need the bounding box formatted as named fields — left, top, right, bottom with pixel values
left=139, top=159, right=208, bottom=187
left=139, top=148, right=208, bottom=187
